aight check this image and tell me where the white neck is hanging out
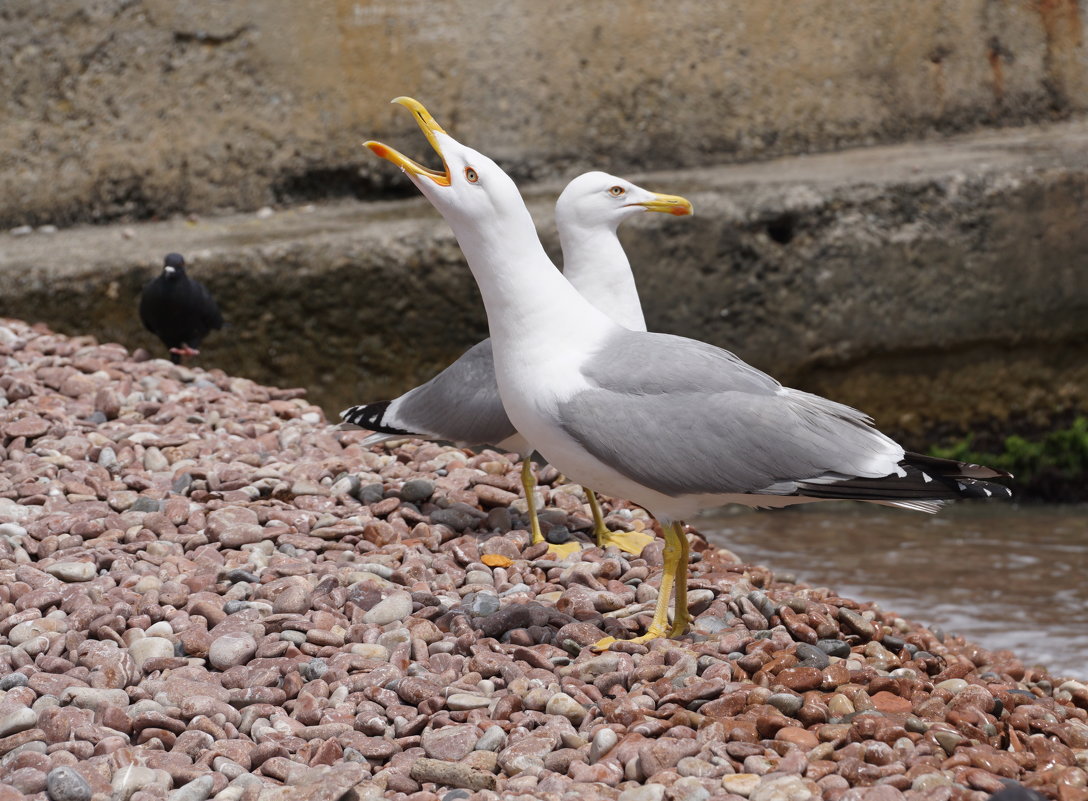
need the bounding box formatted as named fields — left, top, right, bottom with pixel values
left=448, top=203, right=617, bottom=361
left=559, top=220, right=647, bottom=333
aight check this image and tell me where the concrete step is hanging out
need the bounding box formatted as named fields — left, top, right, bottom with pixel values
left=2, top=119, right=1087, bottom=441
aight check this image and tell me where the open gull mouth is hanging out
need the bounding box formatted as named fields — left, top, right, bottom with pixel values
left=364, top=97, right=451, bottom=186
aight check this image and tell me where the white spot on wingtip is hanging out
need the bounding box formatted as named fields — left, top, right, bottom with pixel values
left=921, top=472, right=932, bottom=483
left=956, top=482, right=966, bottom=491
left=894, top=466, right=907, bottom=478
left=983, top=488, right=992, bottom=497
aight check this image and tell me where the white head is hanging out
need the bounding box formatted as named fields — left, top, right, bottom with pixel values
left=555, top=172, right=692, bottom=234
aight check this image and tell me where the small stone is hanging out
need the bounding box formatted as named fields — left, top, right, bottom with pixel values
left=112, top=765, right=171, bottom=801
left=422, top=724, right=479, bottom=761
left=475, top=725, right=506, bottom=752
left=208, top=632, right=257, bottom=670
left=128, top=637, right=174, bottom=671
left=0, top=708, right=37, bottom=738
left=330, top=474, right=360, bottom=497
left=446, top=694, right=490, bottom=711
left=777, top=667, right=823, bottom=692
left=815, top=639, right=851, bottom=658
left=794, top=642, right=831, bottom=669
left=348, top=643, right=390, bottom=661
left=933, top=729, right=966, bottom=755
left=721, top=774, right=762, bottom=797
left=911, top=773, right=952, bottom=793
left=767, top=693, right=803, bottom=717
left=749, top=774, right=813, bottom=801
left=467, top=592, right=500, bottom=616
left=430, top=507, right=478, bottom=532
left=619, top=784, right=666, bottom=801
left=828, top=694, right=855, bottom=717
left=589, top=727, right=618, bottom=763
left=838, top=609, right=875, bottom=639
left=399, top=479, right=435, bottom=503
left=165, top=774, right=215, bottom=801
left=44, top=562, right=96, bottom=582
left=363, top=591, right=413, bottom=625
left=409, top=758, right=495, bottom=791
left=936, top=678, right=969, bottom=694
left=46, top=766, right=93, bottom=801
left=545, top=692, right=588, bottom=725
left=871, top=691, right=913, bottom=714
left=0, top=674, right=29, bottom=690
left=4, top=415, right=49, bottom=439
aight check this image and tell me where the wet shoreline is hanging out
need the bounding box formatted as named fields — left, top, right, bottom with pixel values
left=700, top=504, right=1088, bottom=681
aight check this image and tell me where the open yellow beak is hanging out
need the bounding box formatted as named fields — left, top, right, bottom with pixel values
left=364, top=97, right=451, bottom=186
left=632, top=193, right=694, bottom=217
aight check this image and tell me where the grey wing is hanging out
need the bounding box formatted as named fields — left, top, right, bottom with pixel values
left=389, top=339, right=518, bottom=446
left=559, top=333, right=898, bottom=497
left=580, top=330, right=789, bottom=398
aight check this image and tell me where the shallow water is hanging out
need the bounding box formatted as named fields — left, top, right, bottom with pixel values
left=697, top=504, right=1087, bottom=679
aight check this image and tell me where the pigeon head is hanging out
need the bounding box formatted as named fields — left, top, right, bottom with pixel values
left=162, top=253, right=186, bottom=279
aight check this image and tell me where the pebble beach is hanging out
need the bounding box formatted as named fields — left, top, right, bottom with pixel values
left=1, top=318, right=1086, bottom=801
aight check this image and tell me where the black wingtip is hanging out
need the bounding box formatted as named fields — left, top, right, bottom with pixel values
left=903, top=451, right=1012, bottom=480
left=798, top=463, right=1013, bottom=504
left=340, top=400, right=413, bottom=436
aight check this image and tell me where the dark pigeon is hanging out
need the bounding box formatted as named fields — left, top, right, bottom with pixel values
left=139, top=253, right=224, bottom=363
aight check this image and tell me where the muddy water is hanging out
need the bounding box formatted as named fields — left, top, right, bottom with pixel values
left=698, top=504, right=1087, bottom=679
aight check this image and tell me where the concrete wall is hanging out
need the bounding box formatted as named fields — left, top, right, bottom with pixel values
left=2, top=0, right=1086, bottom=228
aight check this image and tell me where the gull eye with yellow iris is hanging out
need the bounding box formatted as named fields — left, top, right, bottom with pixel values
left=465, top=167, right=479, bottom=183
left=609, top=186, right=625, bottom=197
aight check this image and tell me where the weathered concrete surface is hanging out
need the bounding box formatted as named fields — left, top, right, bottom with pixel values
left=2, top=120, right=1087, bottom=445
left=2, top=1, right=1088, bottom=228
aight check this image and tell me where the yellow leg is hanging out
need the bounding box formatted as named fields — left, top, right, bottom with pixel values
left=522, top=459, right=544, bottom=546
left=588, top=490, right=655, bottom=556
left=668, top=522, right=691, bottom=637
left=593, top=521, right=683, bottom=650
left=521, top=459, right=580, bottom=559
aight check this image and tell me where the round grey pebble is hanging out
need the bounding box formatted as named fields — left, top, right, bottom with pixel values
left=767, top=692, right=804, bottom=717
left=467, top=592, right=500, bottom=617
left=358, top=483, right=385, bottom=504
left=430, top=508, right=477, bottom=531
left=300, top=658, right=328, bottom=681
left=130, top=496, right=162, bottom=513
left=475, top=725, right=506, bottom=752
left=0, top=673, right=29, bottom=690
left=882, top=634, right=906, bottom=653
left=225, top=568, right=260, bottom=583
left=222, top=600, right=250, bottom=614
left=747, top=590, right=776, bottom=619
left=545, top=526, right=575, bottom=545
left=47, top=766, right=92, bottom=801
left=443, top=791, right=471, bottom=801
left=795, top=642, right=831, bottom=669
left=399, top=478, right=435, bottom=503
left=816, top=638, right=851, bottom=658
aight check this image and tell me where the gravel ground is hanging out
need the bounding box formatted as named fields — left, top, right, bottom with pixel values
left=0, top=317, right=1086, bottom=801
